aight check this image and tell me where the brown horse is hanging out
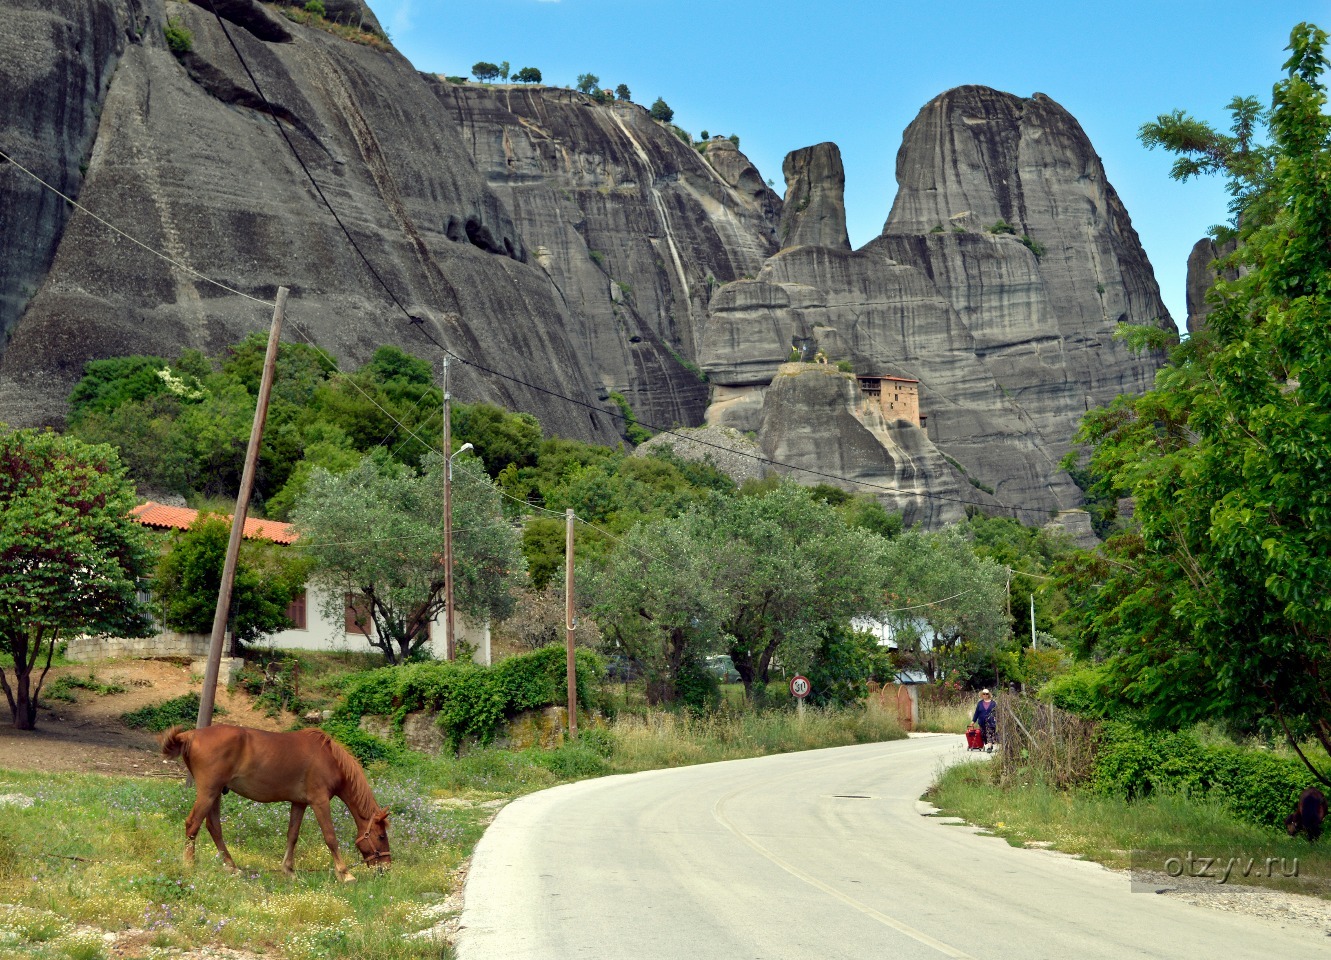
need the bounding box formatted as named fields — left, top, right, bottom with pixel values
left=1285, top=786, right=1328, bottom=842
left=161, top=724, right=390, bottom=881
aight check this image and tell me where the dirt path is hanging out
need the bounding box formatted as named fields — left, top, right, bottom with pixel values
left=0, top=659, right=293, bottom=778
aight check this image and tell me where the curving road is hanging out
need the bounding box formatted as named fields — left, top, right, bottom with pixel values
left=457, top=735, right=1328, bottom=959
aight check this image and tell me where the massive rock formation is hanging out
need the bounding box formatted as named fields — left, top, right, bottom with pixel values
left=0, top=0, right=619, bottom=442
left=434, top=83, right=780, bottom=429
left=0, top=5, right=1175, bottom=528
left=881, top=86, right=1174, bottom=451
left=699, top=88, right=1174, bottom=523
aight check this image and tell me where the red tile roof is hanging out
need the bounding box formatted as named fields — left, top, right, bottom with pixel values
left=131, top=502, right=299, bottom=545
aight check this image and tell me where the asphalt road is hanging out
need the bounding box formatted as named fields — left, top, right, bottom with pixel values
left=456, top=735, right=1329, bottom=959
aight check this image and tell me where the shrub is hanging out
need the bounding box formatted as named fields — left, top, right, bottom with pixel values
left=1020, top=234, right=1046, bottom=258
left=121, top=693, right=224, bottom=732
left=321, top=716, right=400, bottom=766
left=336, top=646, right=603, bottom=749
left=444, top=75, right=469, bottom=85
left=303, top=0, right=326, bottom=15
left=164, top=18, right=192, bottom=56
left=1092, top=722, right=1329, bottom=827
left=728, top=134, right=740, bottom=148
left=988, top=219, right=1016, bottom=235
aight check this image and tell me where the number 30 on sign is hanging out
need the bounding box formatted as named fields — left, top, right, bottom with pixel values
left=789, top=675, right=811, bottom=699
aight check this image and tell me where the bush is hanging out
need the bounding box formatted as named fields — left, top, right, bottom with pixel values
left=121, top=693, right=224, bottom=732
left=336, top=646, right=603, bottom=749
left=320, top=716, right=400, bottom=765
left=164, top=18, right=192, bottom=55
left=1092, top=722, right=1328, bottom=828
left=988, top=219, right=1016, bottom=235
left=1037, top=665, right=1115, bottom=718
left=303, top=0, right=326, bottom=15
left=1020, top=234, right=1046, bottom=259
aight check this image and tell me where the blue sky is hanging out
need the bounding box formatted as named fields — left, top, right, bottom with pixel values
left=372, top=0, right=1329, bottom=332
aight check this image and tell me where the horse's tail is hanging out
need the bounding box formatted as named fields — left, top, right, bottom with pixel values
left=160, top=725, right=194, bottom=762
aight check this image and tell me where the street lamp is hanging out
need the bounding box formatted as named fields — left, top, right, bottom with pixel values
left=442, top=441, right=473, bottom=662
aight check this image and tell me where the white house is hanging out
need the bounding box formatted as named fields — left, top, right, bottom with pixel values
left=65, top=502, right=490, bottom=664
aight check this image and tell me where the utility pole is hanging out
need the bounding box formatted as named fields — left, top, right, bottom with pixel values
left=197, top=287, right=287, bottom=729
left=1030, top=594, right=1037, bottom=650
left=565, top=508, right=578, bottom=739
left=442, top=357, right=456, bottom=661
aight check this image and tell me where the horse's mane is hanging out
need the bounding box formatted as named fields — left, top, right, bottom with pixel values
left=312, top=730, right=379, bottom=818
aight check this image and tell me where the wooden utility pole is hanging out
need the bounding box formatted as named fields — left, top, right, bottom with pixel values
left=442, top=358, right=456, bottom=661
left=565, top=508, right=577, bottom=739
left=197, top=287, right=287, bottom=729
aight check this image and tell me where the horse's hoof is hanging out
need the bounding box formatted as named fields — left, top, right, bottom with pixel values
left=339, top=872, right=357, bottom=883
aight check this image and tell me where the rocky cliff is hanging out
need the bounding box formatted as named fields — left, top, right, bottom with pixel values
left=0, top=0, right=620, bottom=442
left=699, top=88, right=1174, bottom=523
left=0, top=5, right=1175, bottom=527
left=434, top=83, right=780, bottom=429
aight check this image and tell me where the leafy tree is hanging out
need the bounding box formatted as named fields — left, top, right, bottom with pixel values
left=710, top=483, right=887, bottom=700
left=576, top=73, right=600, bottom=94
left=514, top=66, right=542, bottom=83
left=0, top=429, right=153, bottom=729
left=878, top=527, right=1010, bottom=682
left=471, top=61, right=501, bottom=82
left=293, top=451, right=525, bottom=664
left=499, top=61, right=510, bottom=81
left=154, top=515, right=306, bottom=651
left=649, top=97, right=674, bottom=123
left=1062, top=24, right=1331, bottom=780
left=615, top=84, right=631, bottom=102
left=453, top=402, right=542, bottom=475
left=728, top=134, right=740, bottom=149
left=582, top=510, right=724, bottom=704
left=700, top=130, right=710, bottom=141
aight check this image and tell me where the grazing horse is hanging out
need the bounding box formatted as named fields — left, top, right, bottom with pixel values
left=1285, top=786, right=1328, bottom=842
left=161, top=725, right=390, bottom=881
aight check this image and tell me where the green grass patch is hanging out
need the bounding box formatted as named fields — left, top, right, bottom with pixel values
left=929, top=761, right=1331, bottom=896
left=0, top=696, right=904, bottom=958
left=42, top=674, right=127, bottom=704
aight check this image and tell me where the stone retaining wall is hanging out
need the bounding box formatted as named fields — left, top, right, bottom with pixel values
left=64, top=631, right=212, bottom=662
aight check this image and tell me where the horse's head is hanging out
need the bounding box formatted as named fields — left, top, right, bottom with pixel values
left=356, top=807, right=391, bottom=870
left=1287, top=812, right=1304, bottom=837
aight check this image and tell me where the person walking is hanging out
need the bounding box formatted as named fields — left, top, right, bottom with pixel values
left=972, top=688, right=997, bottom=749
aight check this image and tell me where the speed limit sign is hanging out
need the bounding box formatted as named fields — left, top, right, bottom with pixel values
left=789, top=674, right=811, bottom=699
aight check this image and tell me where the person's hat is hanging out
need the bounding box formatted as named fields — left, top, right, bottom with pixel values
left=981, top=688, right=991, bottom=695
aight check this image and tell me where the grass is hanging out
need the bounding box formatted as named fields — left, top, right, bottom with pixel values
left=0, top=694, right=904, bottom=959
left=915, top=695, right=972, bottom=734
left=41, top=674, right=127, bottom=704
left=121, top=693, right=223, bottom=732
left=929, top=761, right=1331, bottom=897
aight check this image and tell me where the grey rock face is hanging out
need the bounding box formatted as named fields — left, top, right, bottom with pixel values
left=882, top=85, right=1174, bottom=455
left=433, top=83, right=780, bottom=431
left=203, top=0, right=294, bottom=43
left=0, top=1, right=616, bottom=442
left=757, top=364, right=979, bottom=528
left=0, top=0, right=129, bottom=357
left=778, top=143, right=850, bottom=252
left=700, top=241, right=1083, bottom=520
left=1185, top=235, right=1240, bottom=333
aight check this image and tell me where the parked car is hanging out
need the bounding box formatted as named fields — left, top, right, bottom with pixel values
left=704, top=654, right=741, bottom=683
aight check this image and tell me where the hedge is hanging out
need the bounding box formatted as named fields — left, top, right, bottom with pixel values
left=1092, top=721, right=1328, bottom=828
left=333, top=646, right=603, bottom=749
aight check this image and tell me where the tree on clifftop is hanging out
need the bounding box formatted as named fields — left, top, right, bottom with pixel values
left=649, top=97, right=674, bottom=123
left=0, top=428, right=153, bottom=730
left=471, top=61, right=500, bottom=82
left=513, top=66, right=541, bottom=84
left=1063, top=23, right=1331, bottom=781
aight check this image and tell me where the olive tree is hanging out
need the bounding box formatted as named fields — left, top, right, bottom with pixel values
left=293, top=451, right=525, bottom=663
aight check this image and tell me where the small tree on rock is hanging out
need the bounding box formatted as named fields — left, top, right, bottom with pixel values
left=649, top=97, right=674, bottom=123
left=576, top=73, right=600, bottom=94
left=514, top=66, right=542, bottom=83
left=615, top=84, right=631, bottom=102
left=471, top=61, right=501, bottom=82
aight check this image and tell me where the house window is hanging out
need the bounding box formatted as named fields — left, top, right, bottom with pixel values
left=345, top=593, right=372, bottom=635
left=286, top=592, right=307, bottom=630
